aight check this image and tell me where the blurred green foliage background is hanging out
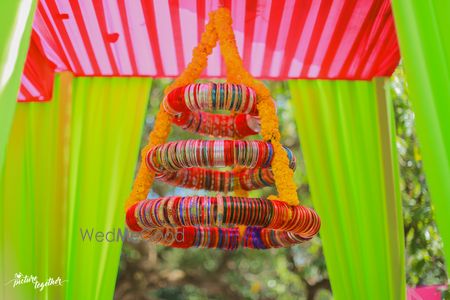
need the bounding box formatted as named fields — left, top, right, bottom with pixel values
left=114, top=67, right=448, bottom=299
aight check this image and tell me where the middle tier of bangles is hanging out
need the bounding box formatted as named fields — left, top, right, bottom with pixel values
left=146, top=140, right=296, bottom=173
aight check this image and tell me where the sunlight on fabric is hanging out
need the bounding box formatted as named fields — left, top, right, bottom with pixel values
left=0, top=0, right=32, bottom=92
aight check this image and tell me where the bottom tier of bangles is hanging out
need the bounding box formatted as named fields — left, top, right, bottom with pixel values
left=134, top=226, right=312, bottom=249
left=126, top=196, right=321, bottom=249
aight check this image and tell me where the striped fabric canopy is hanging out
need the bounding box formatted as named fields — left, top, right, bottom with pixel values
left=19, top=0, right=400, bottom=101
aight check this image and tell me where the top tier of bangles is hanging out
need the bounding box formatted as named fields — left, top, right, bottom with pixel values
left=126, top=82, right=321, bottom=249
left=165, top=83, right=261, bottom=138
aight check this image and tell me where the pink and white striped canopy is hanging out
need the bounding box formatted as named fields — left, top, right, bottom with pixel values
left=19, top=0, right=400, bottom=102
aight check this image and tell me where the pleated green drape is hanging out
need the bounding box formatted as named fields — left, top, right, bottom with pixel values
left=0, top=0, right=36, bottom=178
left=391, top=1, right=450, bottom=273
left=1, top=74, right=151, bottom=299
left=65, top=77, right=151, bottom=299
left=289, top=79, right=405, bottom=300
left=1, top=74, right=72, bottom=299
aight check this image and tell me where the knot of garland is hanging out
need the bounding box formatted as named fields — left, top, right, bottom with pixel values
left=125, top=8, right=320, bottom=249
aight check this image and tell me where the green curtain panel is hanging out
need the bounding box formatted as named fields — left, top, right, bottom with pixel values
left=1, top=75, right=152, bottom=299
left=1, top=74, right=71, bottom=299
left=289, top=79, right=405, bottom=299
left=391, top=0, right=450, bottom=273
left=64, top=77, right=151, bottom=299
left=0, top=0, right=36, bottom=175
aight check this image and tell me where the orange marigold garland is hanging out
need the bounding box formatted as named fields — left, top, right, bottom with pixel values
left=125, top=8, right=320, bottom=249
left=214, top=9, right=299, bottom=205
left=125, top=16, right=219, bottom=209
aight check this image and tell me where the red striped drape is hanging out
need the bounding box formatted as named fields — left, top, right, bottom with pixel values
left=19, top=0, right=400, bottom=102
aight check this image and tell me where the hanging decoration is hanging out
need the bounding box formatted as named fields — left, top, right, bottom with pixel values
left=125, top=8, right=320, bottom=249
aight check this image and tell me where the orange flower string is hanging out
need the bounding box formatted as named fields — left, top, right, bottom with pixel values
left=214, top=8, right=299, bottom=205
left=125, top=15, right=218, bottom=209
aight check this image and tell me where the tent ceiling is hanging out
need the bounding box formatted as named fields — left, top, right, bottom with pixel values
left=19, top=0, right=400, bottom=102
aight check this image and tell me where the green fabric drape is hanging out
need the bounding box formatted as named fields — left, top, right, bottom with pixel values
left=1, top=74, right=71, bottom=299
left=0, top=0, right=36, bottom=178
left=1, top=75, right=151, bottom=299
left=391, top=0, right=450, bottom=273
left=65, top=77, right=151, bottom=299
left=289, top=79, right=405, bottom=300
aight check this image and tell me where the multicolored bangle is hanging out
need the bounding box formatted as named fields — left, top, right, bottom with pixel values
left=126, top=196, right=320, bottom=249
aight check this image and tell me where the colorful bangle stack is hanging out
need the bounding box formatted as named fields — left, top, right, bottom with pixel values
left=126, top=196, right=320, bottom=249
left=146, top=140, right=296, bottom=173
